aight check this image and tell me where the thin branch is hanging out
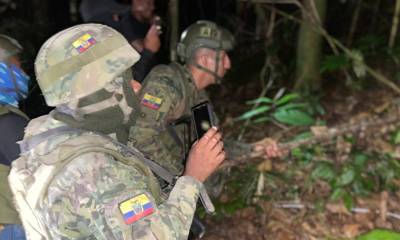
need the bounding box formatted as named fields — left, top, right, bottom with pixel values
left=224, top=109, right=400, bottom=167
left=273, top=202, right=400, bottom=221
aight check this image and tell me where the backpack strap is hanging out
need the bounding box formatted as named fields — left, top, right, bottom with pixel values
left=19, top=127, right=176, bottom=193
left=0, top=105, right=29, bottom=120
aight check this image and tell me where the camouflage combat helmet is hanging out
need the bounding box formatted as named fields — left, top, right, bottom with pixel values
left=177, top=20, right=234, bottom=62
left=35, top=23, right=140, bottom=107
left=0, top=34, right=23, bottom=61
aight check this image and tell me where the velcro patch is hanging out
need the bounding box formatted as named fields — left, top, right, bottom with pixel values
left=119, top=193, right=155, bottom=225
left=141, top=93, right=163, bottom=110
left=72, top=33, right=96, bottom=53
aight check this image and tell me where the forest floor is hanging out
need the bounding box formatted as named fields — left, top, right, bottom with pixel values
left=202, top=86, right=400, bottom=240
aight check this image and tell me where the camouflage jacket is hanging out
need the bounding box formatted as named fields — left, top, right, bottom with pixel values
left=9, top=115, right=202, bottom=239
left=0, top=105, right=28, bottom=225
left=128, top=62, right=210, bottom=175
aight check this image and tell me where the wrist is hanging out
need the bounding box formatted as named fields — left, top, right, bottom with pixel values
left=141, top=48, right=156, bottom=57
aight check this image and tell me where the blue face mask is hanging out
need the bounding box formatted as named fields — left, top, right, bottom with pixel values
left=0, top=61, right=30, bottom=107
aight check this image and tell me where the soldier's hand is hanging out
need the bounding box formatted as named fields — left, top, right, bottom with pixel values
left=253, top=138, right=283, bottom=159
left=184, top=127, right=225, bottom=182
left=144, top=24, right=161, bottom=53
left=130, top=80, right=142, bottom=93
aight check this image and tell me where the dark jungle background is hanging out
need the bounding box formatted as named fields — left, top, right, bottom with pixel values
left=1, top=0, right=400, bottom=239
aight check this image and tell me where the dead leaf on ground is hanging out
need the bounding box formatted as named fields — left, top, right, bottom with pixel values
left=343, top=224, right=361, bottom=238
left=373, top=97, right=391, bottom=113
left=326, top=202, right=351, bottom=215
left=311, top=126, right=329, bottom=138
left=257, top=159, right=272, bottom=172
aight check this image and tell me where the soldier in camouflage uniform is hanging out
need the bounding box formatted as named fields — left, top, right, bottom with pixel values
left=8, top=24, right=225, bottom=240
left=129, top=20, right=280, bottom=177
left=0, top=34, right=29, bottom=240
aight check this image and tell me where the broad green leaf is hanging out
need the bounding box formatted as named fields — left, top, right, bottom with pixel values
left=315, top=104, right=326, bottom=115
left=253, top=116, right=271, bottom=123
left=354, top=153, right=368, bottom=169
left=275, top=93, right=300, bottom=106
left=292, top=131, right=312, bottom=141
left=361, top=178, right=375, bottom=192
left=246, top=97, right=273, bottom=105
left=352, top=180, right=370, bottom=196
left=330, top=188, right=344, bottom=200
left=311, top=162, right=335, bottom=181
left=394, top=130, right=400, bottom=144
left=277, top=102, right=308, bottom=111
left=236, top=106, right=271, bottom=120
left=337, top=168, right=355, bottom=186
left=273, top=109, right=315, bottom=126
left=342, top=191, right=354, bottom=210
left=291, top=148, right=303, bottom=159
left=357, top=229, right=400, bottom=240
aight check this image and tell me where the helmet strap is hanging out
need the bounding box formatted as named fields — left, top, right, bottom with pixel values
left=189, top=48, right=223, bottom=84
left=53, top=105, right=131, bottom=144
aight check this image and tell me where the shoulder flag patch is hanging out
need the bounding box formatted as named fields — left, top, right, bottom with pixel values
left=141, top=93, right=163, bottom=110
left=72, top=33, right=96, bottom=53
left=119, top=193, right=155, bottom=225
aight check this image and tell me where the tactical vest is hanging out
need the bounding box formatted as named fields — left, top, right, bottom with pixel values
left=9, top=120, right=165, bottom=239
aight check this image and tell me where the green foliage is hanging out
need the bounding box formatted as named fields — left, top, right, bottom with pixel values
left=354, top=35, right=385, bottom=55
left=291, top=147, right=315, bottom=166
left=237, top=92, right=317, bottom=126
left=391, top=128, right=400, bottom=144
left=273, top=109, right=315, bottom=126
left=356, top=229, right=400, bottom=240
left=337, top=167, right=356, bottom=186
left=290, top=146, right=400, bottom=211
left=292, top=131, right=313, bottom=141
left=212, top=165, right=259, bottom=216
left=311, top=162, right=335, bottom=181
left=215, top=198, right=247, bottom=216
left=320, top=54, right=350, bottom=73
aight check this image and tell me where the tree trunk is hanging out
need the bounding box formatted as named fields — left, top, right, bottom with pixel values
left=346, top=0, right=362, bottom=47
left=389, top=0, right=400, bottom=49
left=294, top=0, right=327, bottom=92
left=169, top=0, right=179, bottom=61
left=254, top=3, right=266, bottom=41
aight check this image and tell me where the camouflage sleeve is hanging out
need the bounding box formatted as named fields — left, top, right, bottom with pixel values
left=46, top=152, right=201, bottom=239
left=129, top=65, right=185, bottom=173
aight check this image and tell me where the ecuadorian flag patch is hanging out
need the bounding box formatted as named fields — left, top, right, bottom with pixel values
left=119, top=193, right=155, bottom=225
left=72, top=33, right=96, bottom=53
left=141, top=93, right=163, bottom=110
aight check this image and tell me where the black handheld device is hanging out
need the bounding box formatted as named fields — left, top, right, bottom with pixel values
left=154, top=16, right=163, bottom=34
left=191, top=101, right=215, bottom=140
